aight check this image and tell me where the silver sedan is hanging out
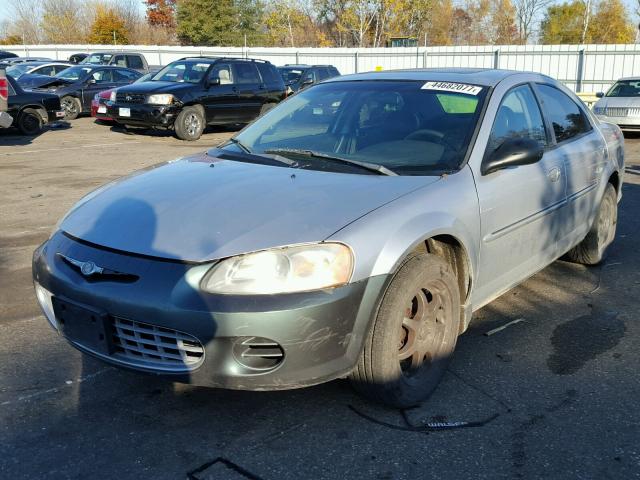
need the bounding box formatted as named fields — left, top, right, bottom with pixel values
left=33, top=69, right=624, bottom=407
left=593, top=77, right=640, bottom=130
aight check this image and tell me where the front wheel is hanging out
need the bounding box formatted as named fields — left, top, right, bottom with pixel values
left=350, top=253, right=461, bottom=408
left=60, top=96, right=81, bottom=120
left=174, top=106, right=205, bottom=141
left=564, top=183, right=618, bottom=265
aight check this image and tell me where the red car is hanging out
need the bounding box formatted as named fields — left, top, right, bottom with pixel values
left=91, top=89, right=113, bottom=121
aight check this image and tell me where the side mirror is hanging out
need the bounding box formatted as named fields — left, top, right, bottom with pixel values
left=301, top=78, right=314, bottom=88
left=595, top=92, right=604, bottom=98
left=206, top=77, right=220, bottom=88
left=87, top=78, right=96, bottom=85
left=482, top=137, right=544, bottom=176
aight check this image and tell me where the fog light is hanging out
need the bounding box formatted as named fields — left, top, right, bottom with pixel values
left=35, top=283, right=57, bottom=330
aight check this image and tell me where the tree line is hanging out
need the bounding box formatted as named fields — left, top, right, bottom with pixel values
left=1, top=0, right=637, bottom=47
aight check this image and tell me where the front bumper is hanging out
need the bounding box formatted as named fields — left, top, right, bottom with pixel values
left=595, top=113, right=640, bottom=130
left=32, top=232, right=388, bottom=390
left=105, top=102, right=180, bottom=127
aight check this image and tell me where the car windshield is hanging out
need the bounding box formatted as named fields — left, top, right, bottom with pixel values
left=606, top=80, right=640, bottom=97
left=83, top=53, right=112, bottom=65
left=6, top=63, right=31, bottom=78
left=54, top=66, right=91, bottom=81
left=278, top=67, right=305, bottom=85
left=234, top=80, right=487, bottom=175
left=151, top=60, right=213, bottom=83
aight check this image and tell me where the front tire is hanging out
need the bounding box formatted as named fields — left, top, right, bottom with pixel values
left=61, top=96, right=81, bottom=120
left=350, top=253, right=461, bottom=408
left=565, top=183, right=618, bottom=265
left=174, top=105, right=205, bottom=141
left=17, top=108, right=43, bottom=135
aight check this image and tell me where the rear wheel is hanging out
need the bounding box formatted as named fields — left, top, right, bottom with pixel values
left=61, top=96, right=81, bottom=120
left=565, top=183, right=617, bottom=265
left=17, top=108, right=43, bottom=135
left=350, top=253, right=461, bottom=407
left=174, top=105, right=205, bottom=141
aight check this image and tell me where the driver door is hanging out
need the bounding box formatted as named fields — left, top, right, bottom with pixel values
left=202, top=63, right=239, bottom=123
left=81, top=69, right=116, bottom=109
left=472, top=83, right=568, bottom=307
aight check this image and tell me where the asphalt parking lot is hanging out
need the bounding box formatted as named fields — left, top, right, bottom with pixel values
left=1, top=118, right=639, bottom=479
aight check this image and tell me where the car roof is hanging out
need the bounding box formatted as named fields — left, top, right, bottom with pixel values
left=327, top=68, right=533, bottom=87
left=18, top=61, right=70, bottom=67
left=281, top=64, right=336, bottom=68
left=176, top=56, right=270, bottom=64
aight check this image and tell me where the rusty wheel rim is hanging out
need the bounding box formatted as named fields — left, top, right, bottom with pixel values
left=398, top=284, right=448, bottom=379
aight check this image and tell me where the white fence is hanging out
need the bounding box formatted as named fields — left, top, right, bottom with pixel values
left=7, top=43, right=640, bottom=93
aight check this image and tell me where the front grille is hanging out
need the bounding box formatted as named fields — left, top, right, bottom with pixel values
left=603, top=107, right=640, bottom=118
left=110, top=317, right=204, bottom=372
left=116, top=92, right=146, bottom=104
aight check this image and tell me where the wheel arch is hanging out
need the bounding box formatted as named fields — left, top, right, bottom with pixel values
left=608, top=170, right=620, bottom=194
left=20, top=105, right=47, bottom=123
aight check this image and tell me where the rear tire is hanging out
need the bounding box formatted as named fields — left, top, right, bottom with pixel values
left=350, top=253, right=461, bottom=408
left=17, top=108, right=43, bottom=135
left=174, top=105, right=205, bottom=141
left=61, top=96, right=81, bottom=120
left=564, top=183, right=617, bottom=265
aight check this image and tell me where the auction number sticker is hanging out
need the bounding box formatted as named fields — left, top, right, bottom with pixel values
left=421, top=82, right=483, bottom=95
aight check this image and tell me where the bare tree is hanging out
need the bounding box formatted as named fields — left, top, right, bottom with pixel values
left=9, top=0, right=42, bottom=43
left=513, top=0, right=551, bottom=43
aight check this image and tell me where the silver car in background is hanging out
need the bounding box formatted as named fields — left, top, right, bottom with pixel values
left=33, top=69, right=624, bottom=407
left=593, top=77, right=640, bottom=130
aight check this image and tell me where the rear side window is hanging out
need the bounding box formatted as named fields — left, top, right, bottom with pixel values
left=232, top=63, right=261, bottom=84
left=53, top=65, right=69, bottom=74
left=114, top=69, right=140, bottom=81
left=488, top=84, right=547, bottom=153
left=256, top=63, right=279, bottom=84
left=127, top=55, right=144, bottom=69
left=536, top=84, right=591, bottom=143
left=92, top=69, right=113, bottom=82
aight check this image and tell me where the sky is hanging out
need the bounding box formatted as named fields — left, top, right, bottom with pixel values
left=0, top=0, right=639, bottom=40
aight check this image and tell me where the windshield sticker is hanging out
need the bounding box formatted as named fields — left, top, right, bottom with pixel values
left=421, top=82, right=482, bottom=96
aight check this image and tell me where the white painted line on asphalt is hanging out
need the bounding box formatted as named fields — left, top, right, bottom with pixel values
left=0, top=142, right=140, bottom=156
left=0, top=367, right=114, bottom=406
left=484, top=318, right=526, bottom=336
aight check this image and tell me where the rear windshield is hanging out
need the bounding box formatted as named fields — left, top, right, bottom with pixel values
left=606, top=80, right=640, bottom=97
left=151, top=60, right=213, bottom=83
left=55, top=66, right=92, bottom=81
left=278, top=67, right=305, bottom=85
left=235, top=80, right=486, bottom=175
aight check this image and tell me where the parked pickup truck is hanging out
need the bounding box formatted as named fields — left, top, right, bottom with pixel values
left=0, top=67, right=13, bottom=128
left=80, top=52, right=157, bottom=73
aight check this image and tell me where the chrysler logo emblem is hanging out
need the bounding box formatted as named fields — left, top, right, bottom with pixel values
left=126, top=95, right=132, bottom=101
left=57, top=253, right=138, bottom=281
left=80, top=261, right=99, bottom=276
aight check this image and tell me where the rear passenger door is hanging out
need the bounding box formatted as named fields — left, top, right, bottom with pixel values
left=535, top=83, right=606, bottom=242
left=231, top=62, right=263, bottom=121
left=473, top=83, right=567, bottom=306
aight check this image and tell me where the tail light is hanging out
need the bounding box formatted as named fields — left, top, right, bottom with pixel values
left=0, top=77, right=8, bottom=101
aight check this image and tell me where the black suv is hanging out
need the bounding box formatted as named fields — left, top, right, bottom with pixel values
left=104, top=57, right=286, bottom=140
left=277, top=64, right=340, bottom=93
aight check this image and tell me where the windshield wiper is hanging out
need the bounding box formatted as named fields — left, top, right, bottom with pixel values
left=264, top=148, right=398, bottom=176
left=228, top=137, right=253, bottom=153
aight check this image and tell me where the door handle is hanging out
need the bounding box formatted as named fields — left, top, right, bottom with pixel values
left=547, top=167, right=561, bottom=183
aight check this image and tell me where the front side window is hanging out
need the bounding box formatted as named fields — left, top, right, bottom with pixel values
left=232, top=63, right=261, bottom=84
left=488, top=84, right=547, bottom=153
left=606, top=80, right=640, bottom=97
left=278, top=68, right=304, bottom=85
left=34, top=65, right=56, bottom=76
left=234, top=80, right=487, bottom=175
left=152, top=60, right=213, bottom=84
left=84, top=53, right=112, bottom=65
left=113, top=55, right=126, bottom=67
left=209, top=63, right=232, bottom=84
left=92, top=69, right=113, bottom=83
left=537, top=84, right=591, bottom=143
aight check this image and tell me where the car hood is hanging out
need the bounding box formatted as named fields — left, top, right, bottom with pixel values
left=60, top=152, right=438, bottom=262
left=595, top=96, right=640, bottom=108
left=116, top=80, right=196, bottom=95
left=29, top=77, right=75, bottom=91
left=17, top=73, right=59, bottom=89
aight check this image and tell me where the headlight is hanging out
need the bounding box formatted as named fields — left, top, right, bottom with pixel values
left=109, top=90, right=116, bottom=102
left=147, top=93, right=174, bottom=105
left=93, top=93, right=100, bottom=101
left=200, top=243, right=353, bottom=295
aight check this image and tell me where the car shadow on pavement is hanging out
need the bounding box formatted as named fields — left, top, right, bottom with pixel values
left=3, top=186, right=639, bottom=479
left=107, top=123, right=242, bottom=140
left=0, top=121, right=71, bottom=147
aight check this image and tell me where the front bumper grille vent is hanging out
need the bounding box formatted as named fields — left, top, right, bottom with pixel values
left=110, top=317, right=204, bottom=372
left=233, top=337, right=284, bottom=371
left=603, top=107, right=640, bottom=118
